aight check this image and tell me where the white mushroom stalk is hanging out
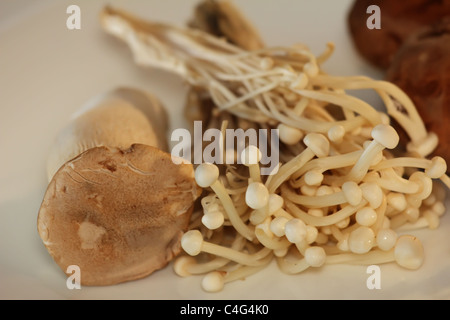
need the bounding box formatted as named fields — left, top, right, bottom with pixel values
left=100, top=6, right=435, bottom=148
left=100, top=6, right=449, bottom=292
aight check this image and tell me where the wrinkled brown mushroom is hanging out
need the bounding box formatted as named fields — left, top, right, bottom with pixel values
left=37, top=88, right=201, bottom=286
left=386, top=17, right=450, bottom=164
left=347, top=0, right=450, bottom=69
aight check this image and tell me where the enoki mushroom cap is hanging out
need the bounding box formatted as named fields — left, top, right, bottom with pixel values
left=425, top=156, right=447, bottom=179
left=245, top=182, right=269, bottom=209
left=303, top=133, right=330, bottom=158
left=394, top=235, right=424, bottom=270
left=327, top=125, right=345, bottom=142
left=270, top=216, right=289, bottom=237
left=304, top=170, right=324, bottom=186
left=304, top=246, right=326, bottom=267
left=404, top=207, right=420, bottom=222
left=371, top=124, right=399, bottom=150
left=348, top=226, right=375, bottom=254
left=342, top=181, right=363, bottom=206
left=306, top=225, right=319, bottom=243
left=202, top=271, right=225, bottom=293
left=376, top=228, right=397, bottom=251
left=181, top=230, right=204, bottom=256
left=355, top=207, right=377, bottom=227
left=173, top=256, right=197, bottom=277
left=285, top=218, right=307, bottom=243
left=202, top=210, right=224, bottom=230
left=195, top=163, right=219, bottom=188
left=278, top=124, right=304, bottom=145
left=360, top=182, right=383, bottom=209
left=268, top=194, right=284, bottom=214
left=240, top=145, right=262, bottom=165
left=406, top=132, right=438, bottom=157
left=387, top=193, right=407, bottom=211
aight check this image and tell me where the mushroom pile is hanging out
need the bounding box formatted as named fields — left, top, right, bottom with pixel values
left=99, top=4, right=449, bottom=292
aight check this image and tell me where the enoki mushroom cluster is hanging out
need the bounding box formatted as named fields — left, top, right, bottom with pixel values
left=176, top=134, right=447, bottom=292
left=100, top=7, right=450, bottom=293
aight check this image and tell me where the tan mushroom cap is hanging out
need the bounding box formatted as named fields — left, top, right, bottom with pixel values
left=37, top=144, right=201, bottom=286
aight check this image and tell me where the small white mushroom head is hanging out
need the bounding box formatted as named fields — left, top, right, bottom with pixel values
left=270, top=216, right=289, bottom=237
left=304, top=246, right=326, bottom=267
left=342, top=181, right=363, bottom=206
left=245, top=182, right=269, bottom=209
left=268, top=194, right=284, bottom=214
left=425, top=157, right=447, bottom=179
left=387, top=193, right=407, bottom=211
left=356, top=207, right=377, bottom=227
left=376, top=229, right=397, bottom=251
left=173, top=256, right=197, bottom=277
left=202, top=271, right=225, bottom=293
left=195, top=163, right=220, bottom=188
left=371, top=124, right=399, bottom=149
left=181, top=230, right=204, bottom=256
left=394, top=235, right=424, bottom=269
left=278, top=124, right=304, bottom=145
left=304, top=170, right=324, bottom=186
left=285, top=219, right=307, bottom=243
left=360, top=182, right=383, bottom=209
left=348, top=226, right=375, bottom=254
left=303, top=133, right=330, bottom=158
left=327, top=125, right=345, bottom=143
left=202, top=210, right=224, bottom=230
left=240, top=145, right=262, bottom=165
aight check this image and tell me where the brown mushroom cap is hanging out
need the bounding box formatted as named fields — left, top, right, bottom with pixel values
left=37, top=144, right=201, bottom=286
left=386, top=17, right=450, bottom=164
left=348, top=0, right=450, bottom=69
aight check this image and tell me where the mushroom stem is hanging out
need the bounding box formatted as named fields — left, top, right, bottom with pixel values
left=347, top=142, right=384, bottom=182
left=308, top=75, right=428, bottom=144
left=249, top=206, right=269, bottom=225
left=276, top=255, right=310, bottom=274
left=285, top=198, right=368, bottom=227
left=195, top=163, right=254, bottom=240
left=223, top=252, right=273, bottom=283
left=325, top=249, right=395, bottom=265
left=267, top=133, right=330, bottom=193
left=296, top=89, right=382, bottom=127
left=255, top=221, right=291, bottom=251
left=240, top=145, right=262, bottom=183
left=346, top=124, right=399, bottom=183
left=267, top=148, right=315, bottom=193
left=281, top=181, right=363, bottom=208
left=174, top=233, right=247, bottom=276
left=201, top=252, right=274, bottom=293
left=182, top=230, right=271, bottom=266
left=363, top=168, right=420, bottom=194
left=371, top=196, right=388, bottom=235
left=211, top=180, right=255, bottom=240
left=291, top=150, right=363, bottom=184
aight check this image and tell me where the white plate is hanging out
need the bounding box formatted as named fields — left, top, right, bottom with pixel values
left=0, top=0, right=449, bottom=300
